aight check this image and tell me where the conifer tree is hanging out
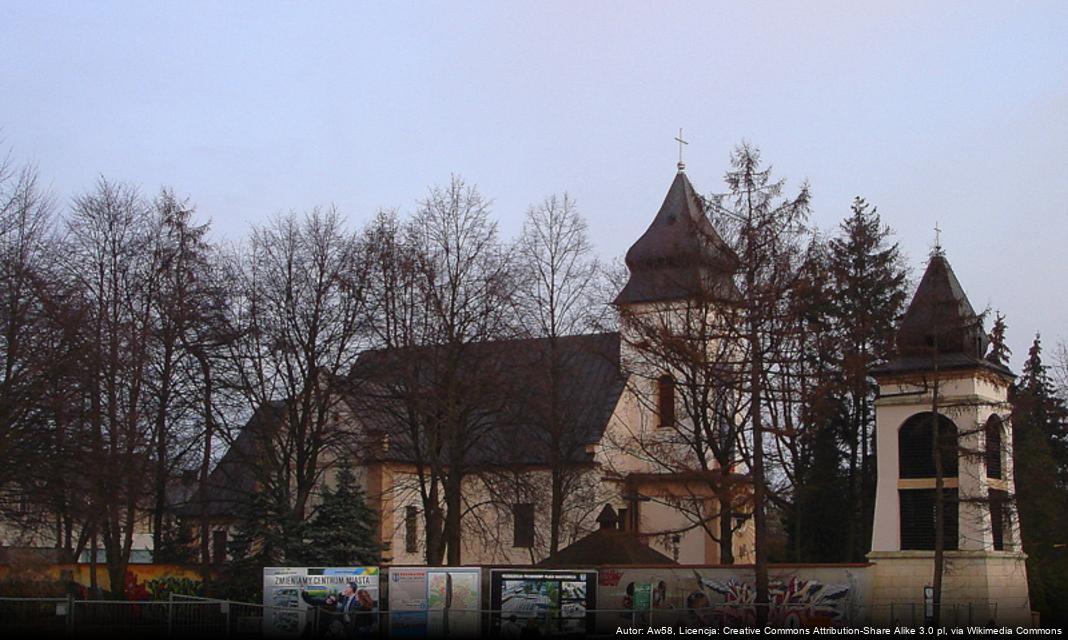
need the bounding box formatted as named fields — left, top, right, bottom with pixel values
left=825, top=197, right=908, bottom=561
left=1011, top=335, right=1068, bottom=624
left=222, top=491, right=296, bottom=598
left=708, top=143, right=810, bottom=620
left=299, top=466, right=382, bottom=567
left=987, top=312, right=1011, bottom=366
left=780, top=240, right=850, bottom=562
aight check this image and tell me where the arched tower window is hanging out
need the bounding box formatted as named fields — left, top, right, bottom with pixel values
left=985, top=415, right=1003, bottom=480
left=657, top=374, right=675, bottom=429
left=898, top=412, right=959, bottom=550
left=898, top=412, right=959, bottom=478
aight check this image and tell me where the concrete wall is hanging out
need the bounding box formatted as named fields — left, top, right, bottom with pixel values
left=867, top=551, right=1031, bottom=626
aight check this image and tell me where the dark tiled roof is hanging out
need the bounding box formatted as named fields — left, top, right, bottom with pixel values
left=174, top=402, right=284, bottom=519
left=614, top=171, right=738, bottom=305
left=534, top=504, right=674, bottom=568
left=178, top=333, right=627, bottom=521
left=871, top=352, right=1012, bottom=378
left=537, top=528, right=676, bottom=567
left=874, top=253, right=1011, bottom=378
left=345, top=332, right=626, bottom=467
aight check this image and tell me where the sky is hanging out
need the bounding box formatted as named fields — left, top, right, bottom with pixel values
left=2, top=1, right=1066, bottom=370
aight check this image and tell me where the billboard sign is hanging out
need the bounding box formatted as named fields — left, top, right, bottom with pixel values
left=388, top=567, right=481, bottom=638
left=263, top=567, right=380, bottom=638
left=490, top=569, right=596, bottom=637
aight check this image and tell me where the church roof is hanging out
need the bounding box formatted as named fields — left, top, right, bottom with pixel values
left=345, top=332, right=627, bottom=467
left=180, top=333, right=628, bottom=522
left=614, top=171, right=738, bottom=305
left=175, top=401, right=285, bottom=519
left=873, top=252, right=1010, bottom=378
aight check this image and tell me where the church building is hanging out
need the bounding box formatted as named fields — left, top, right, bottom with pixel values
left=192, top=165, right=755, bottom=566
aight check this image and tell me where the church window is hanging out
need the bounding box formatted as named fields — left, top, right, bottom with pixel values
left=898, top=412, right=958, bottom=478
left=657, top=374, right=676, bottom=429
left=405, top=506, right=419, bottom=553
left=512, top=503, right=535, bottom=548
left=899, top=488, right=959, bottom=550
left=985, top=415, right=1003, bottom=479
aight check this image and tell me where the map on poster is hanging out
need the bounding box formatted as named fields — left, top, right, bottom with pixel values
left=262, top=567, right=380, bottom=638
left=490, top=570, right=596, bottom=637
left=388, top=567, right=481, bottom=638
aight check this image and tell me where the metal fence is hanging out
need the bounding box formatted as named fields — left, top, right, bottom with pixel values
left=0, top=596, right=1024, bottom=638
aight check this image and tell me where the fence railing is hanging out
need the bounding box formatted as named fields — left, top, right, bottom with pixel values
left=0, top=596, right=1025, bottom=637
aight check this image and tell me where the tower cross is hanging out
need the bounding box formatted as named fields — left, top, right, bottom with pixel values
left=934, top=221, right=942, bottom=253
left=674, top=128, right=688, bottom=171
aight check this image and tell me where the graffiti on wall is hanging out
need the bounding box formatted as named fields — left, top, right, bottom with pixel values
left=693, top=572, right=851, bottom=627
left=593, top=567, right=866, bottom=633
left=0, top=563, right=204, bottom=599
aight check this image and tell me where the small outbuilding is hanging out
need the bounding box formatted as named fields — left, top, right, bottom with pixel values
left=537, top=505, right=677, bottom=567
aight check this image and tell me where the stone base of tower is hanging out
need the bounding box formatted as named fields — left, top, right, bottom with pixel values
left=867, top=551, right=1032, bottom=626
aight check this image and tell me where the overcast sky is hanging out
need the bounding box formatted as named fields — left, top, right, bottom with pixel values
left=2, top=1, right=1066, bottom=369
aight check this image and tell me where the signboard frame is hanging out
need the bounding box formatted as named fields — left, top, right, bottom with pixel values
left=489, top=569, right=597, bottom=637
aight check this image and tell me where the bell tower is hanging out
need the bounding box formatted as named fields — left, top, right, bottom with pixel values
left=867, top=251, right=1030, bottom=624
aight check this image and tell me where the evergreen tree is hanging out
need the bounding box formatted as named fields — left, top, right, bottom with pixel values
left=220, top=490, right=302, bottom=599
left=298, top=466, right=381, bottom=567
left=155, top=517, right=198, bottom=564
left=987, top=312, right=1011, bottom=365
left=825, top=197, right=909, bottom=561
left=781, top=239, right=851, bottom=562
left=1011, top=335, right=1068, bottom=624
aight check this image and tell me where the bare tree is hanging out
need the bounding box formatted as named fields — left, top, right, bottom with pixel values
left=222, top=206, right=369, bottom=561
left=0, top=157, right=58, bottom=500
left=708, top=143, right=811, bottom=622
left=408, top=177, right=516, bottom=566
left=355, top=177, right=517, bottom=565
left=515, top=193, right=604, bottom=555
left=147, top=190, right=236, bottom=576
left=60, top=179, right=159, bottom=596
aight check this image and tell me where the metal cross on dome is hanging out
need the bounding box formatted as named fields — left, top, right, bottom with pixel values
left=675, top=128, right=688, bottom=171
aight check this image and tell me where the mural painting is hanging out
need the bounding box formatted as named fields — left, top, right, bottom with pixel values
left=0, top=562, right=203, bottom=599
left=595, top=566, right=867, bottom=632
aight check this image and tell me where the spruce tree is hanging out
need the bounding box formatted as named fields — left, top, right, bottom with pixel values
left=987, top=312, right=1011, bottom=365
left=221, top=491, right=297, bottom=598
left=782, top=240, right=850, bottom=562
left=1011, top=335, right=1068, bottom=624
left=298, top=466, right=381, bottom=567
left=825, top=197, right=909, bottom=561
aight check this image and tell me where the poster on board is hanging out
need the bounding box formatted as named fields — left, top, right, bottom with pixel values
left=388, top=567, right=481, bottom=638
left=263, top=567, right=380, bottom=638
left=490, top=569, right=596, bottom=638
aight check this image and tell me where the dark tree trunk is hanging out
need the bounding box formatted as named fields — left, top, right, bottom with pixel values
left=750, top=319, right=769, bottom=624
left=718, top=492, right=735, bottom=564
